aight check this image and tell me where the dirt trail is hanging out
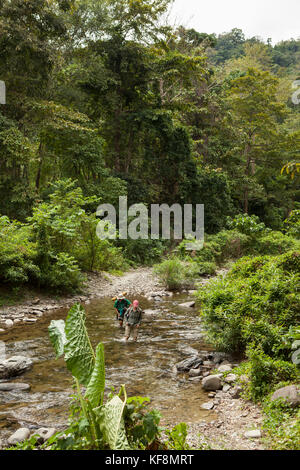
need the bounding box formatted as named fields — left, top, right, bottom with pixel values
left=86, top=267, right=163, bottom=299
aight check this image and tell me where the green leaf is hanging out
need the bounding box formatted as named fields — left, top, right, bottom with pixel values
left=94, top=387, right=130, bottom=450
left=64, top=303, right=95, bottom=386
left=85, top=342, right=105, bottom=408
left=48, top=320, right=67, bottom=358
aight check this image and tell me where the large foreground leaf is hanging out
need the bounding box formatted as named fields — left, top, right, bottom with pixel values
left=94, top=391, right=130, bottom=450
left=64, top=303, right=95, bottom=386
left=48, top=320, right=67, bottom=358
left=85, top=342, right=105, bottom=408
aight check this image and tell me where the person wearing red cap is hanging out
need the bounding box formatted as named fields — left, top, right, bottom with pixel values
left=124, top=300, right=143, bottom=342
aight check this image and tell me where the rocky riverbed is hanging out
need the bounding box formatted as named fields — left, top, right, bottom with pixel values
left=0, top=268, right=267, bottom=450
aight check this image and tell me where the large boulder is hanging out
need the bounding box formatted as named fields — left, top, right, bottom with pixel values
left=202, top=375, right=222, bottom=391
left=271, top=385, right=300, bottom=408
left=0, top=356, right=33, bottom=379
left=176, top=356, right=203, bottom=372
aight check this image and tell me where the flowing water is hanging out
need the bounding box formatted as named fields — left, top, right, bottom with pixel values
left=0, top=293, right=217, bottom=440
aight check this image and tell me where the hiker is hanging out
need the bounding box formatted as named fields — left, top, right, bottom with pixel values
left=124, top=300, right=143, bottom=342
left=114, top=294, right=131, bottom=327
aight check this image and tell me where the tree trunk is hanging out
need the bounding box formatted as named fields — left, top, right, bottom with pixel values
left=36, top=142, right=45, bottom=190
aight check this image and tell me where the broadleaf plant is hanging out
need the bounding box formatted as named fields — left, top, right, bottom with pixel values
left=47, top=303, right=133, bottom=450
left=47, top=303, right=170, bottom=450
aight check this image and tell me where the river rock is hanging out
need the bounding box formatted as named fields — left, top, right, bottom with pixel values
left=244, top=430, right=261, bottom=439
left=202, top=375, right=222, bottom=391
left=4, top=320, right=14, bottom=328
left=218, top=364, right=232, bottom=373
left=271, top=385, right=300, bottom=408
left=230, top=386, right=243, bottom=399
left=188, top=368, right=202, bottom=377
left=144, top=309, right=158, bottom=315
left=224, top=373, right=237, bottom=384
left=8, top=427, right=30, bottom=445
left=188, top=376, right=202, bottom=383
left=222, top=384, right=231, bottom=393
left=176, top=356, right=203, bottom=372
left=34, top=427, right=56, bottom=443
left=178, top=301, right=195, bottom=308
left=0, top=382, right=31, bottom=392
left=0, top=356, right=33, bottom=379
left=203, top=360, right=214, bottom=368
left=201, top=401, right=214, bottom=410
left=211, top=352, right=231, bottom=364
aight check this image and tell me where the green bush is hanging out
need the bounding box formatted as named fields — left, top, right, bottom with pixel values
left=246, top=347, right=299, bottom=401
left=284, top=210, right=300, bottom=239
left=197, top=261, right=217, bottom=276
left=226, top=213, right=270, bottom=236
left=177, top=227, right=299, bottom=278
left=41, top=253, right=86, bottom=294
left=251, top=231, right=300, bottom=256
left=197, top=251, right=300, bottom=355
left=29, top=179, right=128, bottom=274
left=154, top=257, right=199, bottom=291
left=0, top=216, right=39, bottom=284
left=118, top=238, right=166, bottom=266
left=262, top=399, right=300, bottom=450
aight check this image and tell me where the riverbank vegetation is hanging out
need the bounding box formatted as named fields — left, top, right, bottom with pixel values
left=154, top=211, right=299, bottom=449
left=195, top=247, right=300, bottom=449
left=1, top=0, right=300, bottom=301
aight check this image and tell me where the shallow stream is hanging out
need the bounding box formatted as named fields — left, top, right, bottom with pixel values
left=0, top=293, right=217, bottom=440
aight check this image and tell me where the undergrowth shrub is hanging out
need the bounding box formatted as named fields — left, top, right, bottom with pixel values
left=0, top=216, right=39, bottom=284
left=197, top=251, right=300, bottom=356
left=262, top=399, right=300, bottom=450
left=246, top=347, right=299, bottom=401
left=154, top=257, right=199, bottom=291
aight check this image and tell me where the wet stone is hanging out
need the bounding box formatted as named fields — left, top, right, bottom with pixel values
left=0, top=356, right=33, bottom=379
left=0, top=382, right=31, bottom=392
left=178, top=302, right=195, bottom=308
left=176, top=356, right=203, bottom=372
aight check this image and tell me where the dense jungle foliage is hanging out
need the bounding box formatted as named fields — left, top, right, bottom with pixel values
left=0, top=0, right=299, bottom=294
